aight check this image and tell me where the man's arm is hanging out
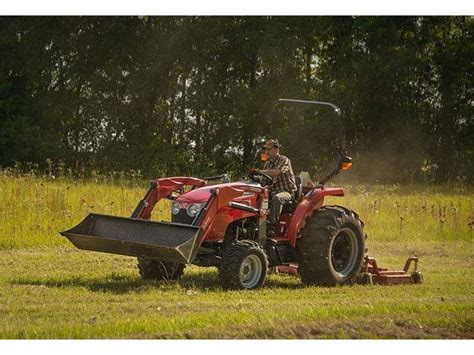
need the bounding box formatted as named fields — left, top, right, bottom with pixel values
left=259, top=168, right=282, bottom=177
left=259, top=156, right=290, bottom=177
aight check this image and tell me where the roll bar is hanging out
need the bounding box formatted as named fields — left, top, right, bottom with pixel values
left=271, top=98, right=349, bottom=186
left=273, top=99, right=342, bottom=116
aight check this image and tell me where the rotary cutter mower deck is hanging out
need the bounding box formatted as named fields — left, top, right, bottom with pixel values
left=274, top=256, right=423, bottom=285
left=61, top=99, right=423, bottom=290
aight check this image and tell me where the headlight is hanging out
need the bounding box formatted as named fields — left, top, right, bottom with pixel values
left=171, top=202, right=180, bottom=215
left=186, top=203, right=204, bottom=217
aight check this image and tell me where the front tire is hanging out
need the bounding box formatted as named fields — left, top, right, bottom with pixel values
left=137, top=257, right=185, bottom=281
left=219, top=240, right=268, bottom=290
left=297, top=205, right=365, bottom=286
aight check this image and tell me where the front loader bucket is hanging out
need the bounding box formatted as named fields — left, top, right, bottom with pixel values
left=60, top=213, right=203, bottom=264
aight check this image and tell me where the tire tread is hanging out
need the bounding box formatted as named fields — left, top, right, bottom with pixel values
left=297, top=205, right=365, bottom=286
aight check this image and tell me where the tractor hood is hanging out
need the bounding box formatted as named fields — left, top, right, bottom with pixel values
left=176, top=182, right=254, bottom=203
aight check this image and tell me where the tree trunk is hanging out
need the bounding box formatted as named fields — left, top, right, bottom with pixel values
left=242, top=53, right=258, bottom=170
left=305, top=42, right=312, bottom=97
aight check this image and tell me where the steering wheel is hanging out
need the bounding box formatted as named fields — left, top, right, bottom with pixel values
left=248, top=170, right=273, bottom=187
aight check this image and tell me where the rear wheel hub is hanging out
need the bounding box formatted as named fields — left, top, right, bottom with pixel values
left=331, top=227, right=359, bottom=277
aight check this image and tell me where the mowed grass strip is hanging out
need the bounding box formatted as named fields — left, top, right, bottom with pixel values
left=0, top=241, right=472, bottom=339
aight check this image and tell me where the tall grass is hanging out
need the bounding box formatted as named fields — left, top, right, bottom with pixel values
left=341, top=184, right=473, bottom=245
left=0, top=170, right=170, bottom=249
left=0, top=169, right=472, bottom=249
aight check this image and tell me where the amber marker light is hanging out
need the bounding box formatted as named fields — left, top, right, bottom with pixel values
left=260, top=152, right=268, bottom=161
left=342, top=162, right=352, bottom=170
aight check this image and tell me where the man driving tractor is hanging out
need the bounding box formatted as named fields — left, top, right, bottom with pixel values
left=257, top=138, right=297, bottom=236
left=60, top=99, right=422, bottom=290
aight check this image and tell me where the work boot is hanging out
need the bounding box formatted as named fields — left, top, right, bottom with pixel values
left=266, top=224, right=276, bottom=237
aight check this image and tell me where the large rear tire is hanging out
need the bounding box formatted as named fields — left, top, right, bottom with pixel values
left=219, top=240, right=268, bottom=290
left=137, top=257, right=185, bottom=281
left=297, top=205, right=365, bottom=286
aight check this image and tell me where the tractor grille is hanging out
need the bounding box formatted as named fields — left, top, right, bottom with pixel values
left=172, top=209, right=194, bottom=225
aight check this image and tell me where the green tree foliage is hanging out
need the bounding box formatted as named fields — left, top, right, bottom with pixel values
left=0, top=16, right=471, bottom=183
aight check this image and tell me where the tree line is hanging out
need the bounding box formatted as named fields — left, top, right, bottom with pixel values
left=0, top=16, right=472, bottom=183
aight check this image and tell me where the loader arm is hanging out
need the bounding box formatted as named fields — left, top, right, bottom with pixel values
left=133, top=177, right=207, bottom=220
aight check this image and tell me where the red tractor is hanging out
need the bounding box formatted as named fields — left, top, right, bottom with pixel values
left=61, top=99, right=422, bottom=290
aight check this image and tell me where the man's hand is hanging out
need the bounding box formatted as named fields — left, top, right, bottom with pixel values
left=249, top=168, right=259, bottom=174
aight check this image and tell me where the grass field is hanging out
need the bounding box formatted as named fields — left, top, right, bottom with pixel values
left=0, top=170, right=473, bottom=339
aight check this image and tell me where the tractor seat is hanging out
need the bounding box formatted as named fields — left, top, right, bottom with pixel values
left=281, top=176, right=302, bottom=214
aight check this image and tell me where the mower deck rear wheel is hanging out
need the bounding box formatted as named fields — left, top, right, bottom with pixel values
left=412, top=271, right=424, bottom=284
